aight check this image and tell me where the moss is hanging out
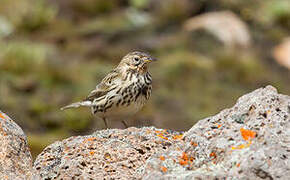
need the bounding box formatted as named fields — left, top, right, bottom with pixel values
left=19, top=0, right=57, bottom=31
left=77, top=12, right=133, bottom=35
left=0, top=41, right=49, bottom=74
left=215, top=51, right=266, bottom=84
left=129, top=0, right=150, bottom=9
left=72, top=0, right=119, bottom=16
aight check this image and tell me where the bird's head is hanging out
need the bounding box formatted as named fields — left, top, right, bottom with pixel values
left=119, top=51, right=157, bottom=74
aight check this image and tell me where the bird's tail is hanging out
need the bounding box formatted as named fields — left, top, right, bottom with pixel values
left=60, top=101, right=92, bottom=110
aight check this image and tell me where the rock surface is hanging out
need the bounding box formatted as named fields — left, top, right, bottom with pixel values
left=33, top=85, right=290, bottom=179
left=33, top=127, right=183, bottom=179
left=0, top=111, right=37, bottom=179
left=0, top=85, right=289, bottom=179
left=143, top=85, right=290, bottom=179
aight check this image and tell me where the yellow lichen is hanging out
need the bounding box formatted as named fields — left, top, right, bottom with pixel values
left=157, top=134, right=168, bottom=140
left=231, top=140, right=252, bottom=150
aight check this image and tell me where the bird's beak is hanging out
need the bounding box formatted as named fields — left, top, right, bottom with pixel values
left=144, top=56, right=157, bottom=63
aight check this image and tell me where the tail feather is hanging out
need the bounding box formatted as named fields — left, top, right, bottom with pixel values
left=60, top=101, right=92, bottom=110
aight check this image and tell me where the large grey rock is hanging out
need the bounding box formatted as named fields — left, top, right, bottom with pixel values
left=33, top=127, right=183, bottom=179
left=0, top=111, right=37, bottom=179
left=143, top=86, right=290, bottom=179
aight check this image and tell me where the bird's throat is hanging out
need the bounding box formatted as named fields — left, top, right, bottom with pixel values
left=137, top=66, right=148, bottom=74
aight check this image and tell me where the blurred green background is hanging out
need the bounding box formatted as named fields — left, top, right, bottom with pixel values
left=0, top=0, right=290, bottom=158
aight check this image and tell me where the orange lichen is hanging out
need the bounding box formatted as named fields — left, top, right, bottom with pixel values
left=89, top=151, right=95, bottom=155
left=172, top=134, right=183, bottom=140
left=0, top=113, right=5, bottom=119
left=182, top=152, right=188, bottom=160
left=189, top=157, right=194, bottom=162
left=88, top=137, right=97, bottom=141
left=240, top=128, right=256, bottom=140
left=179, top=159, right=188, bottom=165
left=83, top=137, right=97, bottom=144
left=160, top=156, right=165, bottom=161
left=155, top=130, right=162, bottom=134
left=209, top=152, right=217, bottom=159
left=217, top=124, right=222, bottom=128
left=236, top=163, right=240, bottom=167
left=190, top=141, right=198, bottom=146
left=161, top=166, right=167, bottom=173
left=179, top=152, right=189, bottom=166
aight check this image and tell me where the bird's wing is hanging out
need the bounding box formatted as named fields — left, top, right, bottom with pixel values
left=84, top=69, right=122, bottom=101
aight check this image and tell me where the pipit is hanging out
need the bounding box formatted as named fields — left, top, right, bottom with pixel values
left=61, top=51, right=157, bottom=128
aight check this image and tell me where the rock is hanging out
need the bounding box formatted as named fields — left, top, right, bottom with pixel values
left=184, top=11, right=251, bottom=47
left=272, top=38, right=290, bottom=70
left=0, top=86, right=287, bottom=179
left=143, top=85, right=290, bottom=179
left=33, top=127, right=183, bottom=179
left=33, top=85, right=290, bottom=179
left=0, top=111, right=37, bottom=179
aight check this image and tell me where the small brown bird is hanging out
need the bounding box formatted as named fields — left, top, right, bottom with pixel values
left=61, top=51, right=157, bottom=128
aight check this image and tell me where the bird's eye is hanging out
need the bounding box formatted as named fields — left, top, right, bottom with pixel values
left=134, top=57, right=140, bottom=61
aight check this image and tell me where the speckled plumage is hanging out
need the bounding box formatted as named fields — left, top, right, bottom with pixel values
left=61, top=51, right=156, bottom=128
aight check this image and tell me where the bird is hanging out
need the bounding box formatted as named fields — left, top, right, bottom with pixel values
left=61, top=51, right=157, bottom=128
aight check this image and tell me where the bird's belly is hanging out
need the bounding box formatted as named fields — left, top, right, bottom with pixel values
left=92, top=94, right=147, bottom=119
left=104, top=96, right=146, bottom=118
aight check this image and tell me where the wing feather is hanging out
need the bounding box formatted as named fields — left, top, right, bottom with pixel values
left=84, top=69, right=122, bottom=101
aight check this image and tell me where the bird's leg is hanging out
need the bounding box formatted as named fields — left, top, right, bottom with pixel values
left=121, top=120, right=128, bottom=128
left=102, top=117, right=108, bottom=129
